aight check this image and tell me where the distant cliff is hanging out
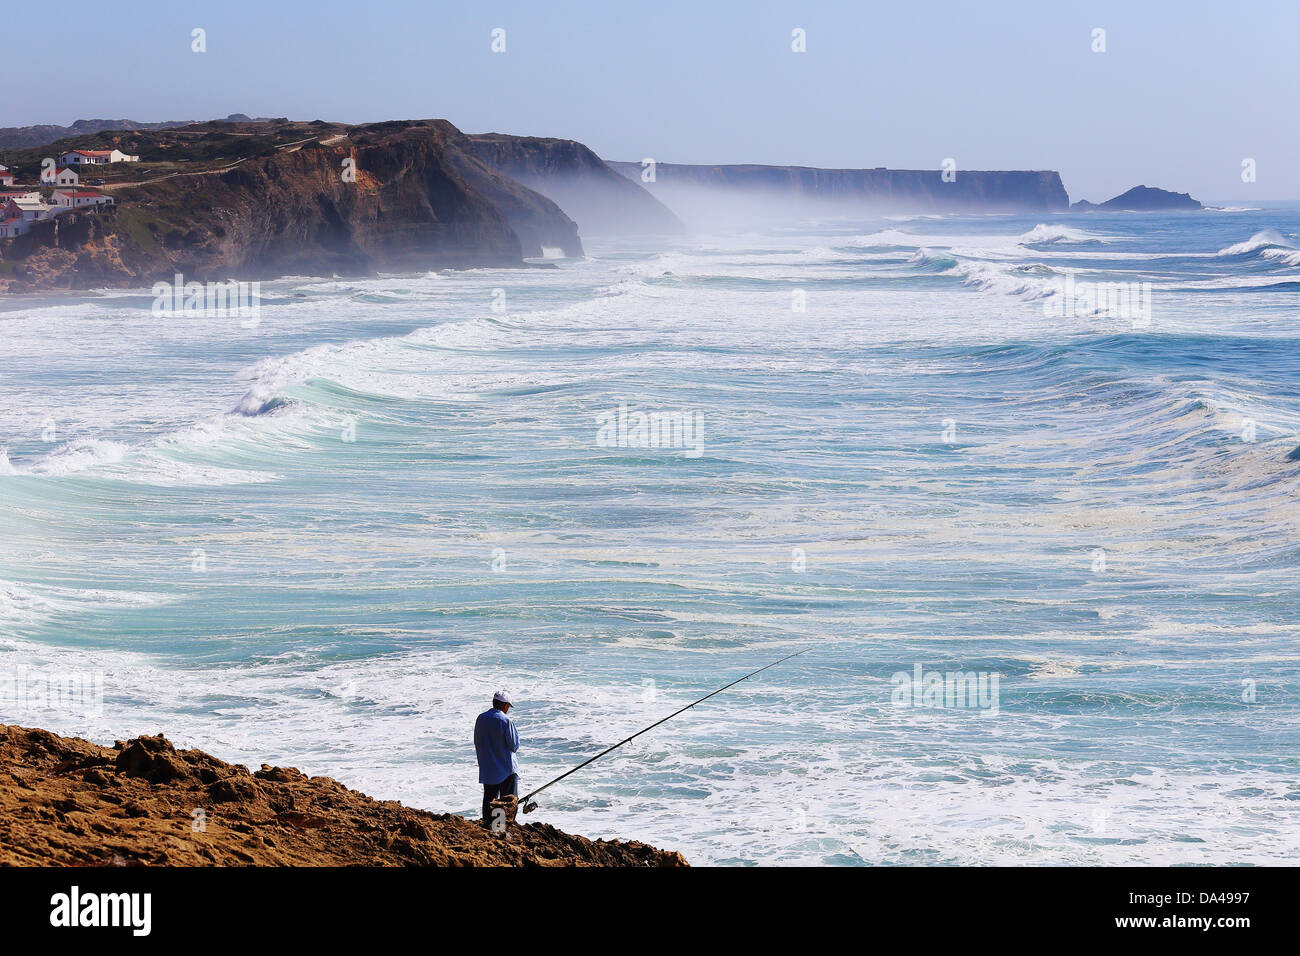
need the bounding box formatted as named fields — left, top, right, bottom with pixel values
left=0, top=117, right=200, bottom=151
left=0, top=115, right=293, bottom=151
left=469, top=133, right=683, bottom=235
left=0, top=119, right=582, bottom=292
left=607, top=161, right=1070, bottom=222
left=1071, top=185, right=1203, bottom=212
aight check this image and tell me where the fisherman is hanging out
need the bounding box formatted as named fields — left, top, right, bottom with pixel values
left=474, top=690, right=519, bottom=829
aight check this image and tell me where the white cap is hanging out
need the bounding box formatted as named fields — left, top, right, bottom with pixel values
left=493, top=690, right=513, bottom=705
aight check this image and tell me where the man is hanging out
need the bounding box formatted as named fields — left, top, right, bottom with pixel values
left=474, top=690, right=519, bottom=829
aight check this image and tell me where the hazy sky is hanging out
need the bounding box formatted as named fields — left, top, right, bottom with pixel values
left=3, top=0, right=1296, bottom=201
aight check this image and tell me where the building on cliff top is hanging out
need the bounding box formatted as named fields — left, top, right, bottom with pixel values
left=42, top=167, right=79, bottom=187
left=3, top=197, right=51, bottom=224
left=0, top=187, right=110, bottom=237
left=51, top=188, right=112, bottom=209
left=58, top=148, right=139, bottom=165
left=0, top=169, right=12, bottom=186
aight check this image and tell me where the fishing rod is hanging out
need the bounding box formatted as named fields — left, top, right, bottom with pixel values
left=520, top=647, right=812, bottom=814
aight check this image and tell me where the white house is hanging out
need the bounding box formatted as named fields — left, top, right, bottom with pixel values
left=4, top=197, right=52, bottom=221
left=59, top=149, right=111, bottom=165
left=58, top=148, right=140, bottom=166
left=0, top=190, right=40, bottom=202
left=43, top=167, right=79, bottom=187
left=51, top=189, right=113, bottom=210
left=0, top=216, right=28, bottom=238
left=0, top=169, right=12, bottom=187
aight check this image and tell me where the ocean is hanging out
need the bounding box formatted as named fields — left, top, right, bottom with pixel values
left=2, top=205, right=1298, bottom=865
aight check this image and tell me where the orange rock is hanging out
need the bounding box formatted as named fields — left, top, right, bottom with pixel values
left=0, top=724, right=685, bottom=867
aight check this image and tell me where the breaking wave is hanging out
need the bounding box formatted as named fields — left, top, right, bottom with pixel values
left=1216, top=229, right=1300, bottom=266
left=1018, top=224, right=1108, bottom=246
left=908, top=249, right=1061, bottom=299
left=6, top=209, right=1300, bottom=865
left=233, top=385, right=294, bottom=417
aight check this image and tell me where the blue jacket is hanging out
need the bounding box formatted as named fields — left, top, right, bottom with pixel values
left=474, top=707, right=519, bottom=785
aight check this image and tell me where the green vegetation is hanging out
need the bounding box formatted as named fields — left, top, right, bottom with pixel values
left=115, top=206, right=165, bottom=253
left=0, top=119, right=340, bottom=181
left=148, top=132, right=277, bottom=164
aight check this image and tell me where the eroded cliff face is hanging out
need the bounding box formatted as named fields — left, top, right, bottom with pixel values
left=469, top=133, right=684, bottom=236
left=606, top=161, right=1070, bottom=224
left=0, top=119, right=582, bottom=292
left=439, top=128, right=587, bottom=257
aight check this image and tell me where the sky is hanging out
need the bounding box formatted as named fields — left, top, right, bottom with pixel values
left=3, top=0, right=1296, bottom=202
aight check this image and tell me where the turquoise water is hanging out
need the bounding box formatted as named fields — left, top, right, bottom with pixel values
left=2, top=206, right=1298, bottom=864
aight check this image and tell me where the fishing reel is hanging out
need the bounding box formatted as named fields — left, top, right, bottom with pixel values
left=521, top=799, right=539, bottom=814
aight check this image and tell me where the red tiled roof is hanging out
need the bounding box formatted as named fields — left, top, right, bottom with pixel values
left=68, top=149, right=113, bottom=157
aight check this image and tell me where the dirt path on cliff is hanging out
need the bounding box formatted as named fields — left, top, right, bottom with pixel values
left=102, top=135, right=351, bottom=191
left=0, top=725, right=685, bottom=867
left=100, top=160, right=249, bottom=192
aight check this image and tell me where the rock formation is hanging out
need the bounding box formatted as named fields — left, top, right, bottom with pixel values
left=0, top=724, right=686, bottom=867
left=1070, top=184, right=1202, bottom=212
left=469, top=133, right=684, bottom=235
left=0, top=119, right=582, bottom=291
